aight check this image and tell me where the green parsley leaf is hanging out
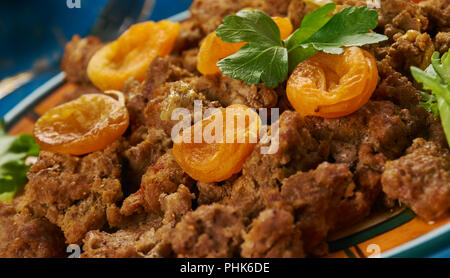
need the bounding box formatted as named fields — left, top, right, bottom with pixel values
left=216, top=5, right=387, bottom=87
left=419, top=91, right=439, bottom=118
left=217, top=43, right=288, bottom=88
left=0, top=119, right=40, bottom=202
left=431, top=51, right=450, bottom=83
left=286, top=4, right=387, bottom=71
left=411, top=66, right=450, bottom=105
left=411, top=50, right=450, bottom=147
left=216, top=10, right=287, bottom=87
left=216, top=10, right=282, bottom=46
left=285, top=3, right=335, bottom=50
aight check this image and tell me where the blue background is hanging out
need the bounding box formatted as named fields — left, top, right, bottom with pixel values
left=0, top=0, right=192, bottom=118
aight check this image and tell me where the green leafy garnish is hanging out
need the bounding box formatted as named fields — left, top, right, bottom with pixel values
left=217, top=10, right=288, bottom=88
left=411, top=50, right=450, bottom=146
left=0, top=120, right=40, bottom=202
left=216, top=3, right=388, bottom=87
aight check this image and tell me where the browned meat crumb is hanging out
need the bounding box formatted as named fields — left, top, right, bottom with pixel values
left=378, top=0, right=428, bottom=37
left=142, top=57, right=194, bottom=100
left=197, top=181, right=233, bottom=206
left=435, top=32, right=450, bottom=54
left=120, top=150, right=193, bottom=216
left=287, top=0, right=310, bottom=29
left=121, top=127, right=172, bottom=193
left=61, top=35, right=103, bottom=84
left=178, top=48, right=200, bottom=73
left=144, top=80, right=220, bottom=137
left=373, top=59, right=430, bottom=138
left=190, top=0, right=243, bottom=35
left=0, top=202, right=66, bottom=258
left=280, top=162, right=354, bottom=253
left=191, top=74, right=279, bottom=109
left=170, top=203, right=243, bottom=258
left=419, top=0, right=450, bottom=32
left=17, top=142, right=123, bottom=244
left=382, top=138, right=450, bottom=221
left=241, top=208, right=305, bottom=258
left=385, top=30, right=435, bottom=74
left=122, top=78, right=147, bottom=130
left=189, top=0, right=294, bottom=35
left=227, top=100, right=420, bottom=251
left=83, top=185, right=194, bottom=258
left=172, top=19, right=205, bottom=54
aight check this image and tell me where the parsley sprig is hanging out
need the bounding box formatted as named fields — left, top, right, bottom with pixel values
left=216, top=3, right=388, bottom=87
left=412, top=50, right=450, bottom=146
left=0, top=120, right=40, bottom=202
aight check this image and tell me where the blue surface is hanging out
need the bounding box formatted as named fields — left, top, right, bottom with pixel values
left=428, top=247, right=450, bottom=258
left=0, top=0, right=193, bottom=118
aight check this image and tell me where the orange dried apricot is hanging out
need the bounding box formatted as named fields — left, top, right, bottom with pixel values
left=197, top=17, right=293, bottom=75
left=87, top=20, right=180, bottom=91
left=286, top=47, right=378, bottom=118
left=34, top=91, right=129, bottom=155
left=173, top=104, right=261, bottom=182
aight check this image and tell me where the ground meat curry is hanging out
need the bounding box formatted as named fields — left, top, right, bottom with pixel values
left=1, top=0, right=450, bottom=258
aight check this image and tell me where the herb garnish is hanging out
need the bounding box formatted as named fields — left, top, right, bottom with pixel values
left=411, top=50, right=450, bottom=146
left=0, top=120, right=40, bottom=202
left=216, top=3, right=388, bottom=87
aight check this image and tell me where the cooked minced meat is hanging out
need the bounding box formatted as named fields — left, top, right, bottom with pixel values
left=0, top=202, right=66, bottom=258
left=17, top=142, right=123, bottom=244
left=382, top=139, right=450, bottom=221
left=4, top=0, right=450, bottom=258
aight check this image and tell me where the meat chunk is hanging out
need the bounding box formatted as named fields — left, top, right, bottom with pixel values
left=172, top=19, right=205, bottom=54
left=142, top=57, right=194, bottom=100
left=189, top=0, right=293, bottom=35
left=243, top=111, right=329, bottom=184
left=190, top=0, right=243, bottom=34
left=120, top=150, right=193, bottom=216
left=121, top=127, right=172, bottom=193
left=171, top=204, right=243, bottom=258
left=18, top=142, right=123, bottom=244
left=419, top=0, right=450, bottom=32
left=191, top=74, right=279, bottom=109
left=122, top=78, right=147, bottom=130
left=377, top=0, right=428, bottom=37
left=227, top=100, right=421, bottom=250
left=435, top=32, right=450, bottom=54
left=197, top=181, right=233, bottom=206
left=144, top=80, right=220, bottom=137
left=240, top=0, right=290, bottom=16
left=385, top=30, right=435, bottom=74
left=123, top=57, right=194, bottom=131
left=241, top=208, right=305, bottom=258
left=0, top=202, right=66, bottom=258
left=288, top=0, right=311, bottom=29
left=226, top=110, right=329, bottom=222
left=83, top=185, right=194, bottom=258
left=373, top=59, right=430, bottom=139
left=382, top=139, right=450, bottom=221
left=61, top=35, right=103, bottom=84
left=280, top=162, right=355, bottom=252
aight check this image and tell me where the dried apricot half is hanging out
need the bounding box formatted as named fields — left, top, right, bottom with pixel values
left=173, top=104, right=261, bottom=182
left=34, top=91, right=129, bottom=155
left=87, top=20, right=180, bottom=91
left=286, top=47, right=378, bottom=118
left=197, top=17, right=293, bottom=75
